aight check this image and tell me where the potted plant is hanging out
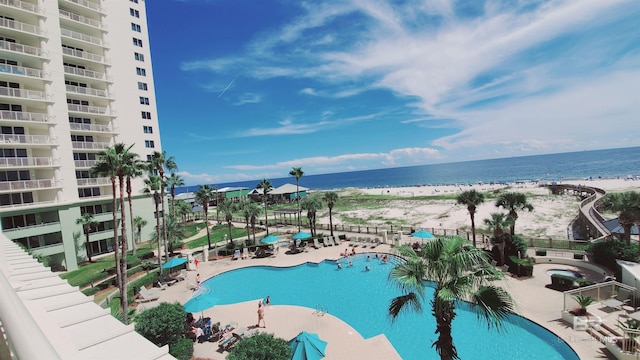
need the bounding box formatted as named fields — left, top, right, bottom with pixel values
left=571, top=294, right=594, bottom=316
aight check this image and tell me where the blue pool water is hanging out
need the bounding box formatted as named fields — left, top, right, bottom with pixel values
left=201, top=253, right=579, bottom=359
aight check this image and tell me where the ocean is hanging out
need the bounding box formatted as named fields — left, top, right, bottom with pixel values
left=176, top=147, right=640, bottom=194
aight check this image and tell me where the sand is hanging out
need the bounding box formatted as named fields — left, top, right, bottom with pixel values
left=315, top=178, right=640, bottom=240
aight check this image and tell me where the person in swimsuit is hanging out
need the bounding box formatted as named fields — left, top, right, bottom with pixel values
left=257, top=302, right=266, bottom=328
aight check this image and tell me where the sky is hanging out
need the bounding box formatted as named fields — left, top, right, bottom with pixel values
left=145, top=0, right=640, bottom=186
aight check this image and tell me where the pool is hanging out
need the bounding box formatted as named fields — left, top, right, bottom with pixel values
left=201, top=253, right=579, bottom=359
left=547, top=269, right=583, bottom=279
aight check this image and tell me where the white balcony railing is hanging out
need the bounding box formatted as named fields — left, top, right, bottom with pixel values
left=0, top=40, right=42, bottom=57
left=61, top=46, right=105, bottom=64
left=77, top=177, right=110, bottom=187
left=0, top=157, right=53, bottom=168
left=62, top=0, right=102, bottom=13
left=0, top=17, right=44, bottom=37
left=60, top=28, right=104, bottom=46
left=0, top=134, right=55, bottom=145
left=0, top=110, right=48, bottom=122
left=71, top=141, right=109, bottom=150
left=59, top=9, right=104, bottom=29
left=0, top=64, right=45, bottom=78
left=63, top=65, right=105, bottom=80
left=65, top=84, right=107, bottom=98
left=74, top=159, right=97, bottom=168
left=67, top=103, right=108, bottom=115
left=0, top=179, right=54, bottom=191
left=0, top=87, right=48, bottom=101
left=0, top=0, right=41, bottom=14
left=69, top=122, right=111, bottom=132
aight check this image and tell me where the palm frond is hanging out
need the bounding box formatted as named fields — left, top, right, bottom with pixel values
left=388, top=293, right=422, bottom=322
left=471, top=285, right=516, bottom=331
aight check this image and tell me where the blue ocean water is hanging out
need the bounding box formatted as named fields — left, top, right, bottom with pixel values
left=177, top=147, right=639, bottom=193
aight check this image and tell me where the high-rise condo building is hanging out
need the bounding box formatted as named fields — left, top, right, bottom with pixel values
left=0, top=0, right=163, bottom=271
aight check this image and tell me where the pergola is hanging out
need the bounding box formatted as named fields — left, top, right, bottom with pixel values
left=273, top=208, right=299, bottom=226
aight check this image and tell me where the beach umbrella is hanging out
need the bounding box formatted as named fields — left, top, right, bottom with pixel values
left=161, top=257, right=187, bottom=269
left=411, top=229, right=435, bottom=239
left=292, top=231, right=312, bottom=240
left=261, top=234, right=280, bottom=244
left=184, top=293, right=219, bottom=318
left=289, top=331, right=327, bottom=360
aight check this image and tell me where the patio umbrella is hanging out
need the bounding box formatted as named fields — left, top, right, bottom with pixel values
left=289, top=331, right=327, bottom=360
left=411, top=229, right=435, bottom=239
left=292, top=231, right=312, bottom=240
left=161, top=257, right=187, bottom=269
left=184, top=293, right=220, bottom=317
left=260, top=235, right=280, bottom=244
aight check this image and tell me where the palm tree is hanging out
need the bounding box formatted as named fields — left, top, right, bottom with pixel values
left=165, top=172, right=184, bottom=219
left=483, top=212, right=514, bottom=265
left=289, top=167, right=304, bottom=231
left=323, top=191, right=338, bottom=236
left=142, top=175, right=163, bottom=270
left=174, top=199, right=191, bottom=224
left=389, top=237, right=515, bottom=360
left=133, top=216, right=147, bottom=249
left=495, top=192, right=534, bottom=235
left=76, top=212, right=97, bottom=262
left=241, top=200, right=261, bottom=244
left=218, top=199, right=236, bottom=244
left=301, top=195, right=322, bottom=236
left=148, top=151, right=177, bottom=262
left=194, top=185, right=214, bottom=249
left=256, top=179, right=273, bottom=234
left=600, top=192, right=640, bottom=245
left=157, top=216, right=187, bottom=255
left=125, top=158, right=144, bottom=256
left=456, top=190, right=485, bottom=247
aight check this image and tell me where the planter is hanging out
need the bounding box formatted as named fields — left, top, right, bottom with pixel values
left=536, top=249, right=547, bottom=256
left=561, top=311, right=602, bottom=331
left=605, top=338, right=640, bottom=360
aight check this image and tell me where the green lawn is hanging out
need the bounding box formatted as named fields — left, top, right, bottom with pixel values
left=185, top=225, right=249, bottom=249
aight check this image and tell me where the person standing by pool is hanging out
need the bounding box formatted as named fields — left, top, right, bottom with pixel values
left=257, top=302, right=266, bottom=328
left=265, top=296, right=271, bottom=306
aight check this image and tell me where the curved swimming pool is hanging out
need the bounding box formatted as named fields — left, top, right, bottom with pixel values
left=200, top=253, right=578, bottom=359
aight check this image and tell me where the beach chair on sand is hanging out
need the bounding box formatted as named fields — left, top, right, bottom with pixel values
left=371, top=238, right=380, bottom=249
left=137, top=287, right=160, bottom=303
left=313, top=238, right=320, bottom=249
left=323, top=237, right=332, bottom=247
left=332, top=236, right=340, bottom=246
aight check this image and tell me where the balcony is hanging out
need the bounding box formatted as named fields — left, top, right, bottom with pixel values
left=61, top=28, right=105, bottom=47
left=71, top=141, right=109, bottom=150
left=74, top=159, right=97, bottom=168
left=77, top=177, right=110, bottom=187
left=0, top=63, right=46, bottom=79
left=61, top=0, right=104, bottom=14
left=0, top=40, right=43, bottom=58
left=0, top=134, right=56, bottom=145
left=69, top=122, right=112, bottom=132
left=0, top=178, right=54, bottom=192
left=0, top=0, right=42, bottom=15
left=61, top=46, right=106, bottom=64
left=0, top=17, right=45, bottom=38
left=0, top=157, right=53, bottom=168
left=0, top=110, right=48, bottom=123
left=0, top=87, right=50, bottom=102
left=63, top=65, right=106, bottom=81
left=59, top=9, right=105, bottom=30
left=65, top=84, right=107, bottom=98
left=67, top=103, right=110, bottom=116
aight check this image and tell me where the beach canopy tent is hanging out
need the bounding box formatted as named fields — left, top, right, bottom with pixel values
left=292, top=231, right=312, bottom=240
left=411, top=229, right=435, bottom=239
left=289, top=331, right=327, bottom=360
left=261, top=235, right=280, bottom=244
left=161, top=257, right=187, bottom=270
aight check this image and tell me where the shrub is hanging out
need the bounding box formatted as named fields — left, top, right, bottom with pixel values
left=134, top=302, right=185, bottom=347
left=138, top=249, right=154, bottom=260
left=508, top=256, right=534, bottom=277
left=81, top=286, right=100, bottom=296
left=169, top=338, right=194, bottom=360
left=227, top=332, right=291, bottom=360
left=127, top=256, right=142, bottom=269
left=536, top=249, right=547, bottom=256
left=550, top=274, right=575, bottom=291
left=588, top=240, right=639, bottom=272
left=226, top=240, right=236, bottom=250
left=576, top=278, right=595, bottom=287
left=573, top=253, right=584, bottom=260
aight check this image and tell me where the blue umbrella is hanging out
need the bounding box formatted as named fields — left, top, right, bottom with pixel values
left=412, top=229, right=435, bottom=239
left=292, top=231, right=312, bottom=240
left=289, top=331, right=327, bottom=360
left=261, top=235, right=280, bottom=244
left=161, top=257, right=187, bottom=269
left=184, top=294, right=220, bottom=314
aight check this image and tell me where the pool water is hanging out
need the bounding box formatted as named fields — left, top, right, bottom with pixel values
left=547, top=269, right=583, bottom=279
left=201, top=253, right=578, bottom=359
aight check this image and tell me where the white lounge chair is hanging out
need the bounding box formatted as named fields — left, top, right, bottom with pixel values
left=332, top=237, right=340, bottom=246
left=137, top=286, right=160, bottom=303
left=242, top=248, right=249, bottom=259
left=313, top=238, right=321, bottom=249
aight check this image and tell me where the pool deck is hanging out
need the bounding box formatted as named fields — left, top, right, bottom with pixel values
left=140, top=238, right=616, bottom=360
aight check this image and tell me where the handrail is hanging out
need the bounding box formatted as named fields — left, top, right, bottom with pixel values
left=0, top=39, right=42, bottom=57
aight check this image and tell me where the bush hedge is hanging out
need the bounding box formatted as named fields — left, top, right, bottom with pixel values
left=550, top=274, right=575, bottom=291
left=134, top=302, right=185, bottom=347
left=81, top=286, right=101, bottom=296
left=507, top=256, right=534, bottom=277
left=169, top=338, right=194, bottom=360
left=536, top=249, right=547, bottom=256
left=573, top=253, right=584, bottom=260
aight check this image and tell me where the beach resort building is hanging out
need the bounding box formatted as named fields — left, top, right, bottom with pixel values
left=0, top=0, right=163, bottom=271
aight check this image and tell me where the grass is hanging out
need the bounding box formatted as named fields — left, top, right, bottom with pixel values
left=185, top=225, right=249, bottom=249
left=60, top=258, right=114, bottom=287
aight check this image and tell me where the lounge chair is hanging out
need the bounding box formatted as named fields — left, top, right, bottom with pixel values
left=232, top=249, right=241, bottom=260
left=155, top=281, right=168, bottom=290
left=332, top=237, right=340, bottom=246
left=313, top=238, right=321, bottom=249
left=242, top=248, right=249, bottom=259
left=159, top=275, right=178, bottom=286
left=137, top=286, right=160, bottom=303
left=371, top=238, right=380, bottom=249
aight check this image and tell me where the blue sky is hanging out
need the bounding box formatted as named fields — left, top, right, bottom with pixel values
left=146, top=0, right=640, bottom=186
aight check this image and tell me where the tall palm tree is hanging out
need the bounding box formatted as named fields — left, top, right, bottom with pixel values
left=483, top=212, right=514, bottom=265
left=456, top=190, right=485, bottom=247
left=165, top=172, right=185, bottom=219
left=241, top=200, right=261, bottom=244
left=389, top=237, right=515, bottom=360
left=148, top=151, right=177, bottom=262
left=495, top=192, right=534, bottom=235
left=256, top=179, right=273, bottom=234
left=76, top=212, right=97, bottom=262
left=600, top=192, right=640, bottom=245
left=289, top=167, right=304, bottom=231
left=218, top=199, right=236, bottom=244
left=133, top=216, right=147, bottom=249
left=301, top=195, right=322, bottom=236
left=194, top=185, right=214, bottom=249
left=323, top=191, right=339, bottom=236
left=125, top=158, right=144, bottom=256
left=142, top=175, right=163, bottom=270
left=174, top=199, right=191, bottom=224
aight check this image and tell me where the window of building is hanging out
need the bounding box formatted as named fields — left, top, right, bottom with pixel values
left=0, top=170, right=30, bottom=181
left=0, top=103, right=22, bottom=112
left=137, top=82, right=148, bottom=91
left=73, top=152, right=96, bottom=161
left=143, top=126, right=153, bottom=134
left=1, top=126, right=24, bottom=135
left=134, top=52, right=144, bottom=62
left=0, top=148, right=26, bottom=158
left=141, top=111, right=151, bottom=119
left=136, top=67, right=146, bottom=76
left=1, top=213, right=37, bottom=230
left=133, top=38, right=143, bottom=47
left=78, top=187, right=101, bottom=198
left=145, top=140, right=154, bottom=148
left=80, top=204, right=111, bottom=215
left=0, top=192, right=33, bottom=206
left=131, top=23, right=141, bottom=32
left=139, top=96, right=149, bottom=105
left=146, top=154, right=152, bottom=161
left=130, top=8, right=139, bottom=18
left=71, top=135, right=93, bottom=142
